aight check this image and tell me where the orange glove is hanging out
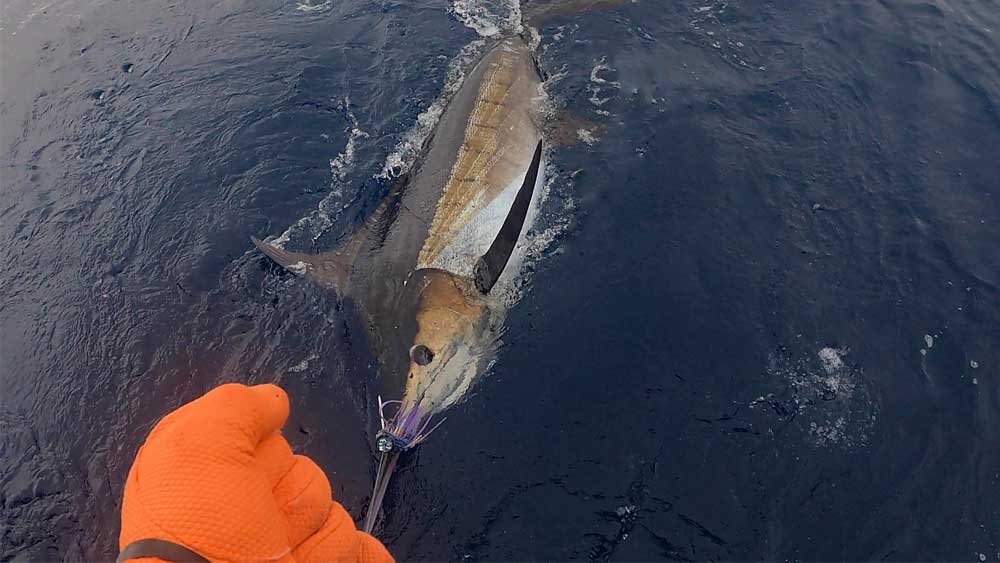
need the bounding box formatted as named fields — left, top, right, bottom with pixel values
left=119, top=383, right=393, bottom=563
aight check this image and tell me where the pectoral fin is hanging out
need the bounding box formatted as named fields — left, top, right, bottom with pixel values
left=253, top=172, right=412, bottom=294
left=252, top=236, right=351, bottom=292
left=473, top=140, right=543, bottom=293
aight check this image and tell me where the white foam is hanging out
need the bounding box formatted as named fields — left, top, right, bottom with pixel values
left=524, top=19, right=541, bottom=50
left=296, top=0, right=331, bottom=13
left=288, top=354, right=318, bottom=372
left=590, top=57, right=620, bottom=86
left=818, top=347, right=845, bottom=374
left=588, top=56, right=620, bottom=107
left=810, top=417, right=848, bottom=446
left=451, top=0, right=501, bottom=36
left=506, top=0, right=524, bottom=35
left=577, top=128, right=597, bottom=146
left=761, top=347, right=875, bottom=449
left=331, top=110, right=369, bottom=184
left=449, top=0, right=522, bottom=38
left=924, top=334, right=934, bottom=349
left=688, top=1, right=758, bottom=71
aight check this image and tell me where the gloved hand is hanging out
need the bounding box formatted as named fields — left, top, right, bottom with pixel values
left=119, top=383, right=392, bottom=563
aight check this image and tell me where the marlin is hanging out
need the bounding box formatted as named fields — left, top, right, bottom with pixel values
left=252, top=36, right=546, bottom=532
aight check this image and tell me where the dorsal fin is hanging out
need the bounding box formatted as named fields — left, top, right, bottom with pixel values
left=473, top=140, right=543, bottom=293
left=252, top=237, right=352, bottom=292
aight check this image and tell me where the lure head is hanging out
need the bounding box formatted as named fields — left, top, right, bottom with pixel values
left=375, top=433, right=395, bottom=453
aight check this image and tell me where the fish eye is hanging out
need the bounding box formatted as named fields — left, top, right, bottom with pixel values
left=410, top=344, right=434, bottom=366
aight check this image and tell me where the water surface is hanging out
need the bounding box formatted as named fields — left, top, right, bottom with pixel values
left=2, top=0, right=999, bottom=560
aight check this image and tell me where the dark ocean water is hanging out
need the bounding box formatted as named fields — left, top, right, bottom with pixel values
left=2, top=0, right=999, bottom=560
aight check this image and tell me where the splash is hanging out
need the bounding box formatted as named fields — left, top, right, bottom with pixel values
left=449, top=0, right=523, bottom=37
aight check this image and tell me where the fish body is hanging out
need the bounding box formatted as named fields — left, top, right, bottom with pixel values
left=253, top=35, right=546, bottom=531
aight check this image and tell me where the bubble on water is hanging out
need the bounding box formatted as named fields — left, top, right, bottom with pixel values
left=295, top=0, right=331, bottom=13
left=971, top=360, right=979, bottom=369
left=616, top=505, right=637, bottom=519
left=818, top=347, right=845, bottom=374
left=758, top=346, right=876, bottom=449
left=924, top=334, right=934, bottom=349
left=588, top=57, right=620, bottom=107
left=590, top=57, right=620, bottom=86
left=288, top=354, right=318, bottom=373
left=330, top=111, right=369, bottom=184
left=688, top=1, right=759, bottom=69
left=577, top=128, right=597, bottom=146
left=810, top=417, right=848, bottom=447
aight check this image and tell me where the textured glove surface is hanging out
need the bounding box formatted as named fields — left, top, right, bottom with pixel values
left=119, top=383, right=393, bottom=563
